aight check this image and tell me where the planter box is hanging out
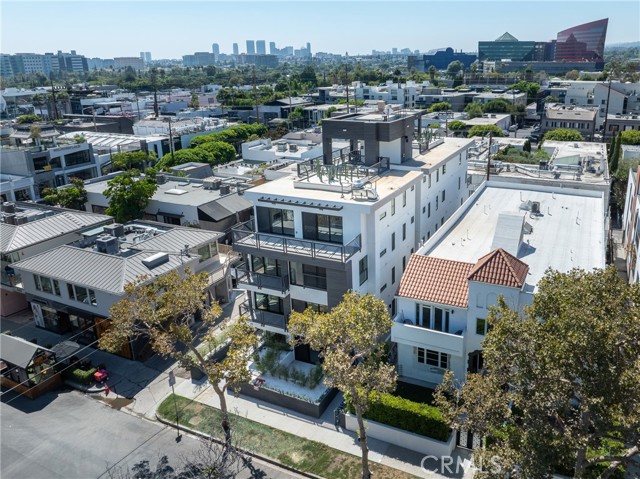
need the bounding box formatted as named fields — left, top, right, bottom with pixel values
left=190, top=341, right=231, bottom=381
left=344, top=413, right=455, bottom=456
left=239, top=382, right=338, bottom=418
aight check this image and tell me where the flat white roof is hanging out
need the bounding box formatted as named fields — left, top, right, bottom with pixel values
left=424, top=183, right=606, bottom=289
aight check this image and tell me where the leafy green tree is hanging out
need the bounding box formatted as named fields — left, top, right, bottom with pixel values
left=565, top=69, right=580, bottom=80
left=100, top=269, right=258, bottom=447
left=103, top=170, right=157, bottom=223
left=483, top=98, right=512, bottom=114
left=620, top=130, right=640, bottom=145
left=464, top=102, right=484, bottom=119
left=542, top=128, right=584, bottom=143
left=447, top=120, right=467, bottom=137
left=610, top=133, right=622, bottom=173
left=197, top=141, right=237, bottom=166
left=446, top=60, right=463, bottom=78
left=288, top=106, right=305, bottom=128
left=468, top=125, right=505, bottom=138
left=31, top=94, right=46, bottom=118
left=611, top=157, right=640, bottom=210
left=156, top=149, right=200, bottom=169
left=189, top=92, right=200, bottom=109
left=111, top=151, right=156, bottom=171
left=288, top=292, right=396, bottom=479
left=325, top=106, right=338, bottom=119
left=427, top=101, right=452, bottom=113
left=434, top=267, right=640, bottom=479
left=545, top=95, right=561, bottom=104
left=41, top=178, right=87, bottom=210
left=15, top=114, right=42, bottom=124
left=511, top=80, right=541, bottom=104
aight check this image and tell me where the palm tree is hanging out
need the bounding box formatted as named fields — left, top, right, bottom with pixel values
left=31, top=94, right=46, bottom=119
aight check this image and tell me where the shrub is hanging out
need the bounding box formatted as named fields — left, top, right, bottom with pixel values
left=63, top=366, right=98, bottom=385
left=308, top=364, right=324, bottom=388
left=346, top=392, right=450, bottom=441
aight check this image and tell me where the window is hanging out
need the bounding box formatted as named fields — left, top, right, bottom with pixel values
left=442, top=163, right=446, bottom=174
left=422, top=206, right=426, bottom=214
left=252, top=256, right=283, bottom=276
left=391, top=267, right=396, bottom=284
left=391, top=233, right=396, bottom=251
left=417, top=348, right=449, bottom=369
left=380, top=284, right=387, bottom=293
left=402, top=223, right=407, bottom=241
left=402, top=256, right=406, bottom=271
left=411, top=216, right=414, bottom=224
left=379, top=211, right=387, bottom=221
left=402, top=191, right=407, bottom=207
left=458, top=177, right=461, bottom=190
left=459, top=154, right=462, bottom=165
left=436, top=170, right=439, bottom=182
left=380, top=248, right=387, bottom=257
left=428, top=174, right=432, bottom=188
left=359, top=256, right=368, bottom=286
left=476, top=318, right=491, bottom=335
left=254, top=293, right=283, bottom=314
left=256, top=207, right=294, bottom=236
left=391, top=198, right=396, bottom=216
left=198, top=242, right=216, bottom=262
left=428, top=202, right=431, bottom=217
left=435, top=197, right=438, bottom=211
left=67, top=284, right=97, bottom=306
left=423, top=175, right=426, bottom=183
left=34, top=275, right=60, bottom=296
left=303, top=213, right=343, bottom=244
left=290, top=263, right=327, bottom=290
left=442, top=190, right=445, bottom=202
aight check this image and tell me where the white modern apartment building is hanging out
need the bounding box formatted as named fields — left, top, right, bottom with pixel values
left=353, top=80, right=432, bottom=109
left=392, top=180, right=606, bottom=386
left=231, top=109, right=473, bottom=363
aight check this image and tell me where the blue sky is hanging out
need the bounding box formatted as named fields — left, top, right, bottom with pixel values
left=1, top=1, right=638, bottom=59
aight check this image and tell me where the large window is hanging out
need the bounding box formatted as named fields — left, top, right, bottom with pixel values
left=417, top=348, right=449, bottom=369
left=476, top=317, right=492, bottom=336
left=256, top=207, right=295, bottom=236
left=290, top=262, right=327, bottom=290
left=302, top=213, right=343, bottom=244
left=34, top=275, right=60, bottom=296
left=254, top=293, right=283, bottom=314
left=197, top=242, right=218, bottom=262
left=252, top=256, right=283, bottom=276
left=419, top=305, right=450, bottom=332
left=67, top=284, right=97, bottom=306
left=64, top=150, right=91, bottom=167
left=359, top=256, right=368, bottom=286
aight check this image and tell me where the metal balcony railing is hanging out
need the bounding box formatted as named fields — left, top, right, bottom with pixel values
left=239, top=300, right=288, bottom=331
left=232, top=221, right=361, bottom=263
left=236, top=263, right=289, bottom=294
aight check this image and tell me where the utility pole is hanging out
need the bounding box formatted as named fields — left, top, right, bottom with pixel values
left=602, top=77, right=613, bottom=144
left=167, top=117, right=175, bottom=164
left=345, top=64, right=350, bottom=113
left=50, top=79, right=59, bottom=120
left=252, top=65, right=260, bottom=124
left=486, top=132, right=493, bottom=182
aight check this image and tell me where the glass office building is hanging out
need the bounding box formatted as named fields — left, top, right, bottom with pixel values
left=555, top=18, right=608, bottom=61
left=478, top=32, right=537, bottom=61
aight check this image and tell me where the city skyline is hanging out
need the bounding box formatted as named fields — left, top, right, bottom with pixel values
left=1, top=1, right=639, bottom=59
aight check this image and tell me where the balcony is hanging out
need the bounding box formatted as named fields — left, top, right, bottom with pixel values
left=391, top=315, right=465, bottom=357
left=232, top=221, right=361, bottom=264
left=1, top=272, right=23, bottom=291
left=236, top=263, right=289, bottom=295
left=239, top=300, right=288, bottom=332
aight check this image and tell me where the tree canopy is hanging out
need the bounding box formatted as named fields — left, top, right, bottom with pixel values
left=111, top=150, right=156, bottom=172
left=15, top=114, right=42, bottom=124
left=427, top=101, right=452, bottom=113
left=434, top=267, right=640, bottom=479
left=468, top=124, right=505, bottom=138
left=288, top=292, right=396, bottom=479
left=104, top=170, right=158, bottom=223
left=41, top=178, right=87, bottom=211
left=464, top=102, right=484, bottom=119
left=542, top=128, right=584, bottom=143
left=99, top=269, right=257, bottom=445
left=482, top=98, right=512, bottom=114
left=620, top=130, right=640, bottom=145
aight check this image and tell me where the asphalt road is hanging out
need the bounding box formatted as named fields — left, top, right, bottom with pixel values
left=1, top=388, right=301, bottom=479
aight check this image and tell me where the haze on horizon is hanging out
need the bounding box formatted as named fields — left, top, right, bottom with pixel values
left=1, top=1, right=638, bottom=59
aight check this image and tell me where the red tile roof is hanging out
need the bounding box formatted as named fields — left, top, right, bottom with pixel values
left=467, top=248, right=529, bottom=288
left=397, top=255, right=475, bottom=308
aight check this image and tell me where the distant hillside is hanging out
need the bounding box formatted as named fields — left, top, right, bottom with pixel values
left=606, top=42, right=640, bottom=49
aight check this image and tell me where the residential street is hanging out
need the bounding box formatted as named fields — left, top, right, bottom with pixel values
left=0, top=388, right=301, bottom=479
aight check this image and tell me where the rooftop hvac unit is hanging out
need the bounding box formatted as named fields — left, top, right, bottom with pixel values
left=96, top=235, right=119, bottom=255
left=3, top=214, right=16, bottom=225
left=14, top=216, right=28, bottom=225
left=142, top=252, right=169, bottom=269
left=156, top=173, right=166, bottom=184
left=219, top=184, right=231, bottom=195
left=204, top=179, right=221, bottom=190
left=103, top=223, right=124, bottom=237
left=531, top=201, right=541, bottom=215
left=1, top=202, right=16, bottom=214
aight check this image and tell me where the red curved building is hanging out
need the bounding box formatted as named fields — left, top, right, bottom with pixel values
left=555, top=18, right=608, bottom=62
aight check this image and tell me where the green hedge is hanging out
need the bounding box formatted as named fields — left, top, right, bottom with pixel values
left=346, top=392, right=450, bottom=442
left=63, top=367, right=98, bottom=385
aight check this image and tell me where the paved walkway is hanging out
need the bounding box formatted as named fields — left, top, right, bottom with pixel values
left=2, top=290, right=474, bottom=478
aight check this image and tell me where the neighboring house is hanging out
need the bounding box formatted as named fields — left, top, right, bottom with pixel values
left=84, top=174, right=253, bottom=242
left=0, top=334, right=61, bottom=399
left=392, top=180, right=606, bottom=387
left=473, top=91, right=527, bottom=107
left=464, top=113, right=512, bottom=132
left=261, top=97, right=314, bottom=124
left=1, top=202, right=113, bottom=316
left=2, top=135, right=101, bottom=195
left=12, top=222, right=229, bottom=360
left=352, top=80, right=431, bottom=109
left=0, top=173, right=36, bottom=203
left=604, top=113, right=640, bottom=142
left=541, top=104, right=596, bottom=140
left=622, top=165, right=640, bottom=283
left=232, top=109, right=474, bottom=364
